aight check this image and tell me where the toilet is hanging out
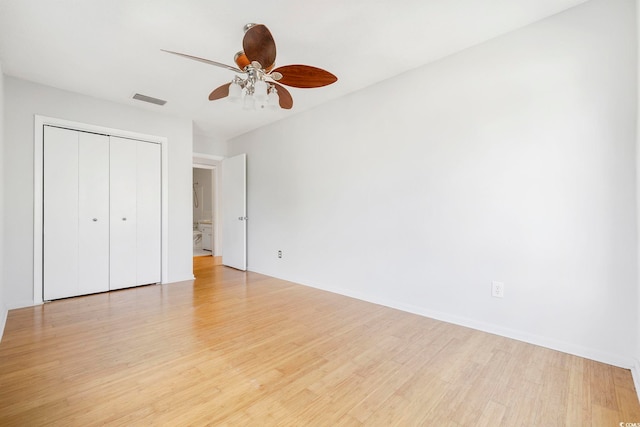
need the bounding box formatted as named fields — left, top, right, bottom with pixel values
left=193, top=229, right=203, bottom=250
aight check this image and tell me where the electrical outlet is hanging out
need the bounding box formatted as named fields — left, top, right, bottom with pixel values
left=492, top=281, right=504, bottom=298
left=277, top=250, right=282, bottom=259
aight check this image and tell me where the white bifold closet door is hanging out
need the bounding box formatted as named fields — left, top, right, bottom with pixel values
left=135, top=140, right=162, bottom=286
left=110, top=136, right=161, bottom=290
left=109, top=138, right=138, bottom=290
left=44, top=127, right=110, bottom=300
left=43, top=127, right=161, bottom=300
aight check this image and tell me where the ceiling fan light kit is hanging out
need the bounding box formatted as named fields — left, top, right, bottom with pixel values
left=163, top=23, right=337, bottom=111
left=228, top=66, right=281, bottom=111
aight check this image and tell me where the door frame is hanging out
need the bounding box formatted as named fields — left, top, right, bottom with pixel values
left=33, top=115, right=169, bottom=305
left=192, top=160, right=220, bottom=256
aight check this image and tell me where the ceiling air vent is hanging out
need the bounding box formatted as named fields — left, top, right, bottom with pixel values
left=132, top=93, right=167, bottom=106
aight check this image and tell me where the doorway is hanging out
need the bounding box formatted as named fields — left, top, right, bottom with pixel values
left=193, top=165, right=216, bottom=257
left=191, top=152, right=246, bottom=272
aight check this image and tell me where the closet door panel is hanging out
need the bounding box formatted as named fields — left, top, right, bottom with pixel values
left=43, top=126, right=80, bottom=300
left=110, top=137, right=138, bottom=290
left=136, top=141, right=161, bottom=285
left=78, top=132, right=110, bottom=295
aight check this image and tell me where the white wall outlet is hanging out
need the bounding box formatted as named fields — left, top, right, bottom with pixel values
left=277, top=250, right=282, bottom=259
left=492, top=281, right=504, bottom=298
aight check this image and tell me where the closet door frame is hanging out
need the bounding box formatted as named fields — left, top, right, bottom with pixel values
left=33, top=115, right=169, bottom=305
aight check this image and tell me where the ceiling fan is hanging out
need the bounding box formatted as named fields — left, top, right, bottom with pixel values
left=162, top=23, right=338, bottom=110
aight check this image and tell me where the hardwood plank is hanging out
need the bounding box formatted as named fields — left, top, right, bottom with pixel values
left=0, top=256, right=638, bottom=425
left=477, top=400, right=507, bottom=427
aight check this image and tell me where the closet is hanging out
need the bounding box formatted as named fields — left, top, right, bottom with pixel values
left=43, top=126, right=161, bottom=300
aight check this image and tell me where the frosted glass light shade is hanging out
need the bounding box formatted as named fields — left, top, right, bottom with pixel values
left=254, top=80, right=268, bottom=102
left=243, top=94, right=255, bottom=110
left=268, top=89, right=280, bottom=109
left=228, top=81, right=242, bottom=103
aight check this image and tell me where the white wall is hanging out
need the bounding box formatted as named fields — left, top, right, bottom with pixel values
left=635, top=0, right=640, bottom=397
left=193, top=133, right=227, bottom=158
left=3, top=77, right=194, bottom=308
left=0, top=63, right=6, bottom=339
left=228, top=0, right=638, bottom=367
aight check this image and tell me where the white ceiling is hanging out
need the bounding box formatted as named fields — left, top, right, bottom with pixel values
left=0, top=0, right=588, bottom=141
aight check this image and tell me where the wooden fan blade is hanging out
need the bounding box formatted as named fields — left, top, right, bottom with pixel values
left=272, top=82, right=293, bottom=109
left=162, top=49, right=243, bottom=73
left=271, top=65, right=337, bottom=88
left=209, top=83, right=231, bottom=101
left=242, top=24, right=277, bottom=70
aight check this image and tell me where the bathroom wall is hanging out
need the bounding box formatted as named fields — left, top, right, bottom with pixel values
left=192, top=168, right=213, bottom=224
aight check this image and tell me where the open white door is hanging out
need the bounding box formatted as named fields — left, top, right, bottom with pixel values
left=222, top=153, right=247, bottom=270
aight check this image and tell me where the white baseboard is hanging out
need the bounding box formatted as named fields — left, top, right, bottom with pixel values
left=632, top=358, right=640, bottom=403
left=391, top=299, right=634, bottom=369
left=261, top=271, right=635, bottom=370
left=0, top=305, right=7, bottom=342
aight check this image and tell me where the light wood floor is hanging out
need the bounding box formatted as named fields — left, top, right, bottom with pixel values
left=1, top=257, right=639, bottom=426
